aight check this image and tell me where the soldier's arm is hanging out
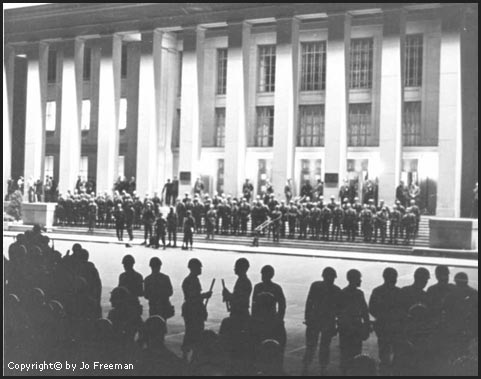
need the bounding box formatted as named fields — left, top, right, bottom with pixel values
left=368, top=288, right=380, bottom=319
left=136, top=276, right=144, bottom=297
left=360, top=292, right=370, bottom=324
left=278, top=285, right=287, bottom=321
left=304, top=283, right=315, bottom=322
left=251, top=284, right=260, bottom=316
left=166, top=276, right=174, bottom=298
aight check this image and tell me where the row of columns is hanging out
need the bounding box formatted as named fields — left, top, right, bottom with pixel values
left=3, top=11, right=463, bottom=216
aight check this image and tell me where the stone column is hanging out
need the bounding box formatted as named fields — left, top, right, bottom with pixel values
left=272, top=18, right=299, bottom=199
left=324, top=14, right=351, bottom=199
left=3, top=46, right=14, bottom=195
left=437, top=10, right=463, bottom=217
left=96, top=35, right=121, bottom=194
left=24, top=44, right=47, bottom=200
left=224, top=22, right=250, bottom=197
left=178, top=27, right=204, bottom=196
left=58, top=40, right=82, bottom=194
left=378, top=11, right=405, bottom=206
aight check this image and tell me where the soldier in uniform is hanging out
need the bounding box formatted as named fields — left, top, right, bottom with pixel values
left=389, top=204, right=402, bottom=244
left=171, top=176, right=179, bottom=204
left=352, top=197, right=362, bottom=237
left=327, top=196, right=336, bottom=212
left=339, top=180, right=351, bottom=204
left=205, top=204, right=216, bottom=240
left=368, top=198, right=377, bottom=215
left=152, top=192, right=162, bottom=214
left=162, top=179, right=173, bottom=206
left=141, top=203, right=156, bottom=246
left=332, top=202, right=344, bottom=241
left=320, top=203, right=332, bottom=241
left=133, top=195, right=143, bottom=229
left=338, top=269, right=370, bottom=374
left=124, top=200, right=135, bottom=245
left=182, top=210, right=196, bottom=250
left=271, top=205, right=282, bottom=242
left=166, top=206, right=178, bottom=247
left=105, top=194, right=115, bottom=228
left=113, top=203, right=125, bottom=241
left=426, top=265, right=455, bottom=323
left=360, top=204, right=373, bottom=242
left=192, top=198, right=203, bottom=234
left=181, top=258, right=213, bottom=359
left=242, top=179, right=254, bottom=203
left=298, top=204, right=310, bottom=239
left=144, top=257, right=174, bottom=319
left=153, top=212, right=167, bottom=249
left=231, top=200, right=240, bottom=236
left=302, top=267, right=341, bottom=376
left=369, top=268, right=403, bottom=375
left=176, top=199, right=186, bottom=231
left=310, top=202, right=321, bottom=240
left=374, top=207, right=388, bottom=244
left=237, top=199, right=249, bottom=236
left=399, top=267, right=430, bottom=318
left=402, top=209, right=417, bottom=245
left=221, top=200, right=231, bottom=235
left=96, top=194, right=106, bottom=228
left=279, top=200, right=288, bottom=238
left=396, top=200, right=406, bottom=238
left=344, top=203, right=357, bottom=242
left=118, top=254, right=144, bottom=302
left=87, top=199, right=98, bottom=233
left=287, top=203, right=298, bottom=239
left=408, top=199, right=421, bottom=238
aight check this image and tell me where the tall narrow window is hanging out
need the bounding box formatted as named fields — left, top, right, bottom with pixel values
left=81, top=99, right=91, bottom=131
left=403, top=101, right=422, bottom=146
left=216, top=49, right=227, bottom=95
left=47, top=49, right=57, bottom=83
left=119, top=98, right=127, bottom=130
left=300, top=42, right=327, bottom=91
left=45, top=156, right=54, bottom=179
left=46, top=101, right=56, bottom=131
left=349, top=38, right=373, bottom=89
left=215, top=108, right=226, bottom=147
left=258, top=45, right=276, bottom=92
left=404, top=34, right=423, bottom=87
left=348, top=103, right=373, bottom=146
left=79, top=156, right=89, bottom=180
left=117, top=156, right=125, bottom=178
left=255, top=106, right=274, bottom=147
left=83, top=47, right=91, bottom=81
left=217, top=159, right=225, bottom=194
left=298, top=105, right=325, bottom=147
left=121, top=45, right=128, bottom=79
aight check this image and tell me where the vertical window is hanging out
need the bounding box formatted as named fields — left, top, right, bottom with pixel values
left=215, top=108, right=226, bottom=147
left=121, top=45, right=128, bottom=79
left=81, top=100, right=91, bottom=131
left=298, top=105, right=325, bottom=147
left=404, top=34, right=423, bottom=87
left=348, top=103, right=372, bottom=146
left=403, top=101, right=422, bottom=146
left=255, top=106, right=274, bottom=147
left=119, top=98, right=127, bottom=130
left=217, top=159, right=224, bottom=194
left=117, top=156, right=125, bottom=178
left=46, top=101, right=56, bottom=131
left=300, top=41, right=326, bottom=91
left=45, top=156, right=54, bottom=179
left=177, top=52, right=183, bottom=97
left=216, top=48, right=227, bottom=95
left=47, top=49, right=57, bottom=83
left=258, top=45, right=276, bottom=92
left=83, top=47, right=91, bottom=81
left=79, top=156, right=89, bottom=180
left=349, top=38, right=373, bottom=89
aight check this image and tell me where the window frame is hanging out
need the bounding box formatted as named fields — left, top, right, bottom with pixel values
left=300, top=41, right=327, bottom=92
left=257, top=45, right=276, bottom=93
left=349, top=38, right=374, bottom=90
left=297, top=104, right=325, bottom=147
left=255, top=106, right=275, bottom=147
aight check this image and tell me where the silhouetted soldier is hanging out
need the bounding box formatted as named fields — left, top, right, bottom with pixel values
left=302, top=267, right=341, bottom=376
left=252, top=265, right=286, bottom=322
left=389, top=204, right=401, bottom=244
left=108, top=286, right=143, bottom=343
left=344, top=203, right=357, bottom=242
left=166, top=206, right=178, bottom=247
left=369, top=267, right=403, bottom=375
left=171, top=176, right=179, bottom=204
left=113, top=203, right=125, bottom=241
left=332, top=202, right=344, bottom=241
left=142, top=203, right=156, bottom=246
left=154, top=212, right=167, bottom=249
left=181, top=258, right=212, bottom=359
left=118, top=254, right=143, bottom=302
left=338, top=269, right=370, bottom=374
left=426, top=265, right=455, bottom=322
left=78, top=249, right=102, bottom=319
left=400, top=267, right=430, bottom=318
left=182, top=210, right=195, bottom=250
left=144, top=257, right=174, bottom=319
left=222, top=258, right=252, bottom=323
left=192, top=198, right=203, bottom=233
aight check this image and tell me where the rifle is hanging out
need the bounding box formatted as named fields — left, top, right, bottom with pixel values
left=203, top=278, right=216, bottom=307
left=221, top=279, right=231, bottom=312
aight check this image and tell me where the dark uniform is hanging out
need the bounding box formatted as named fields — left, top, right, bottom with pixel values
left=270, top=208, right=282, bottom=242
left=87, top=201, right=98, bottom=232
left=182, top=213, right=195, bottom=250
left=118, top=269, right=144, bottom=301
left=144, top=272, right=173, bottom=318
left=231, top=202, right=240, bottom=235
left=154, top=215, right=167, bottom=249
left=287, top=206, right=298, bottom=239
left=124, top=203, right=135, bottom=241
left=344, top=206, right=357, bottom=242
left=298, top=206, right=310, bottom=239
left=374, top=209, right=388, bottom=243
left=142, top=206, right=156, bottom=245
left=205, top=207, right=216, bottom=240
left=403, top=211, right=417, bottom=244
left=114, top=205, right=125, bottom=241
left=360, top=207, right=373, bottom=242
left=388, top=207, right=401, bottom=244
left=176, top=201, right=186, bottom=230
left=192, top=200, right=203, bottom=233
left=310, top=205, right=321, bottom=240
left=166, top=209, right=178, bottom=247
left=332, top=205, right=344, bottom=241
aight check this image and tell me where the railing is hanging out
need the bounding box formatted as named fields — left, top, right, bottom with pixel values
left=252, top=214, right=282, bottom=246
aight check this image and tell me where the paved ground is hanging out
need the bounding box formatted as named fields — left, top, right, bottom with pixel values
left=3, top=235, right=478, bottom=376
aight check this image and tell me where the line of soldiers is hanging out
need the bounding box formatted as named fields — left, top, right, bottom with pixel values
left=54, top=190, right=421, bottom=245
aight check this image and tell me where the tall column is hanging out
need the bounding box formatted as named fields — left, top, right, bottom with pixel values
left=24, top=44, right=47, bottom=200
left=378, top=11, right=405, bottom=206
left=157, top=31, right=177, bottom=189
left=225, top=22, right=250, bottom=197
left=3, top=46, right=14, bottom=195
left=96, top=36, right=121, bottom=194
left=58, top=40, right=82, bottom=194
left=324, top=14, right=351, bottom=199
left=437, top=9, right=463, bottom=217
left=178, top=27, right=204, bottom=196
left=272, top=18, right=299, bottom=199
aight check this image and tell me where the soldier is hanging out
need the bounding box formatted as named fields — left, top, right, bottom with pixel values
left=338, top=269, right=370, bottom=374
left=142, top=203, right=156, bottom=246
left=302, top=267, right=341, bottom=376
left=166, top=207, right=178, bottom=247
left=332, top=202, right=344, bottom=241
left=327, top=196, right=336, bottom=212
left=124, top=200, right=135, bottom=246
left=352, top=197, right=362, bottom=237
left=339, top=180, right=351, bottom=204
left=279, top=200, right=288, bottom=238
left=153, top=212, right=167, bottom=249
left=360, top=204, right=373, bottom=242
left=133, top=195, right=143, bottom=229
left=344, top=203, right=357, bottom=242
left=310, top=202, right=321, bottom=240
left=271, top=205, right=282, bottom=242
left=222, top=258, right=252, bottom=325
left=118, top=254, right=144, bottom=302
left=426, top=265, right=455, bottom=322
left=181, top=258, right=212, bottom=359
left=176, top=199, right=186, bottom=231
left=408, top=199, right=421, bottom=237
left=367, top=198, right=377, bottom=215
left=369, top=268, right=403, bottom=375
left=152, top=192, right=162, bottom=214
left=205, top=204, right=216, bottom=240
left=399, top=267, right=430, bottom=318
left=221, top=200, right=231, bottom=235
left=396, top=181, right=406, bottom=206
left=96, top=194, right=106, bottom=228
left=113, top=203, right=125, bottom=241
left=242, top=179, right=254, bottom=203
left=171, top=176, right=179, bottom=204
left=192, top=198, right=203, bottom=233
left=373, top=207, right=388, bottom=244
left=389, top=204, right=402, bottom=244
left=231, top=200, right=240, bottom=236
left=301, top=180, right=313, bottom=199
left=298, top=204, right=310, bottom=239
left=108, top=286, right=143, bottom=343
left=105, top=194, right=115, bottom=229
left=284, top=179, right=293, bottom=203
left=144, top=257, right=174, bottom=319
left=402, top=209, right=417, bottom=245
left=182, top=210, right=195, bottom=250
left=162, top=179, right=173, bottom=206
left=396, top=200, right=406, bottom=238
left=87, top=199, right=98, bottom=233
left=320, top=203, right=332, bottom=241
left=287, top=203, right=298, bottom=239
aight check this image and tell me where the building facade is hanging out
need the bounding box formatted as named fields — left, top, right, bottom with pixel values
left=3, top=3, right=478, bottom=217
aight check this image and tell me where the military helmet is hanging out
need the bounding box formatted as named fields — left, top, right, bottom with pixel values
left=322, top=266, right=337, bottom=279
left=188, top=258, right=202, bottom=270
left=122, top=254, right=135, bottom=265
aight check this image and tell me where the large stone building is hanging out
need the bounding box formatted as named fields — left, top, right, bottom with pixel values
left=3, top=3, right=478, bottom=217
